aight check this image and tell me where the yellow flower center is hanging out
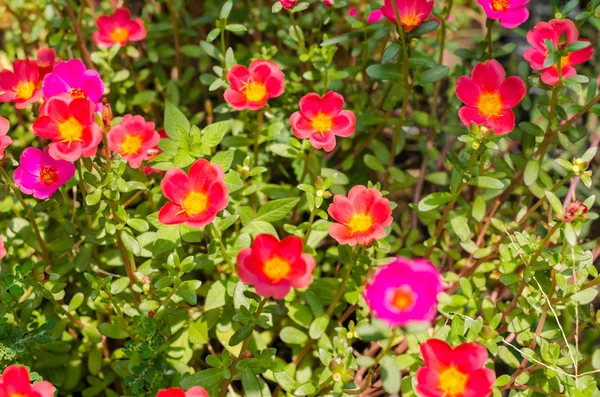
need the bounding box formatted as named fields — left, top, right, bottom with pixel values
left=400, top=13, right=422, bottom=31
left=311, top=113, right=333, bottom=133
left=121, top=135, right=143, bottom=155
left=58, top=117, right=84, bottom=144
left=477, top=92, right=503, bottom=117
left=391, top=286, right=415, bottom=312
left=245, top=81, right=267, bottom=102
left=40, top=166, right=58, bottom=185
left=263, top=256, right=292, bottom=283
left=347, top=214, right=373, bottom=235
left=10, top=394, right=28, bottom=397
left=438, top=367, right=468, bottom=397
left=491, top=0, right=509, bottom=11
left=69, top=88, right=87, bottom=99
left=182, top=191, right=209, bottom=216
left=110, top=27, right=130, bottom=44
left=15, top=81, right=35, bottom=100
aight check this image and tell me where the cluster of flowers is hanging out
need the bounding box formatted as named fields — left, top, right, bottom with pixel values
left=0, top=0, right=595, bottom=396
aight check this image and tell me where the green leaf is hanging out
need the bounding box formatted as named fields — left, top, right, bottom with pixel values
left=126, top=218, right=149, bottom=233
left=545, top=191, right=564, bottom=215
left=189, top=319, right=209, bottom=344
left=164, top=101, right=190, bottom=140
left=564, top=222, right=577, bottom=246
left=581, top=146, right=597, bottom=162
left=294, top=383, right=317, bottom=396
left=211, top=150, right=234, bottom=171
left=519, top=122, right=544, bottom=136
left=178, top=284, right=198, bottom=305
left=308, top=314, right=329, bottom=340
left=409, top=20, right=439, bottom=38
left=418, top=192, right=452, bottom=212
left=255, top=198, right=300, bottom=222
left=241, top=369, right=263, bottom=397
left=85, top=189, right=102, bottom=206
left=380, top=355, right=401, bottom=393
left=363, top=154, right=385, bottom=172
left=472, top=195, right=486, bottom=222
left=68, top=293, right=84, bottom=311
left=450, top=216, right=471, bottom=243
left=120, top=229, right=141, bottom=256
left=497, top=346, right=520, bottom=368
left=565, top=41, right=591, bottom=52
left=321, top=31, right=365, bottom=46
left=180, top=368, right=224, bottom=390
left=205, top=281, right=228, bottom=311
left=98, top=323, right=129, bottom=339
left=279, top=327, right=308, bottom=345
left=524, top=160, right=540, bottom=186
left=229, top=325, right=253, bottom=346
left=202, top=121, right=230, bottom=147
left=468, top=176, right=504, bottom=190
left=110, top=278, right=130, bottom=295
left=220, top=0, right=233, bottom=19
left=571, top=289, right=598, bottom=304
left=419, top=65, right=449, bottom=83
left=273, top=371, right=298, bottom=392
left=366, top=64, right=403, bottom=80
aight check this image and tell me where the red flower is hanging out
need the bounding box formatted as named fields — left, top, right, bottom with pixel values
left=145, top=129, right=168, bottom=175
left=0, top=59, right=43, bottom=109
left=0, top=365, right=55, bottom=397
left=155, top=387, right=209, bottom=397
left=224, top=60, right=285, bottom=111
left=524, top=19, right=594, bottom=86
left=36, top=47, right=57, bottom=81
left=237, top=234, right=316, bottom=299
left=379, top=0, right=434, bottom=32
left=158, top=159, right=229, bottom=228
left=290, top=91, right=356, bottom=152
left=107, top=114, right=161, bottom=169
left=456, top=60, right=526, bottom=135
left=0, top=116, right=13, bottom=159
left=32, top=96, right=102, bottom=162
left=327, top=185, right=393, bottom=246
left=92, top=8, right=147, bottom=48
left=279, top=0, right=298, bottom=9
left=416, top=339, right=495, bottom=397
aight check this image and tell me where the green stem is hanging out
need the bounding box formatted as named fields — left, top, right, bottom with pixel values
left=303, top=206, right=317, bottom=245
left=218, top=298, right=268, bottom=397
left=486, top=19, right=494, bottom=60
left=289, top=11, right=307, bottom=54
left=210, top=223, right=234, bottom=272
left=0, top=166, right=51, bottom=266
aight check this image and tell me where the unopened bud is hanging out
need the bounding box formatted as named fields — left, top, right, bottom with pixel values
left=101, top=98, right=113, bottom=127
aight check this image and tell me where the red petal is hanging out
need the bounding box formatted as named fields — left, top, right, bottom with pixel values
left=456, top=76, right=481, bottom=107
left=498, top=76, right=526, bottom=108
left=472, top=60, right=505, bottom=92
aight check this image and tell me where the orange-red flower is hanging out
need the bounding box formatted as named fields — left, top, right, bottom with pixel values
left=107, top=114, right=160, bottom=169
left=224, top=60, right=285, bottom=110
left=416, top=339, right=495, bottom=397
left=237, top=234, right=315, bottom=299
left=327, top=185, right=393, bottom=246
left=158, top=159, right=229, bottom=228
left=0, top=59, right=43, bottom=109
left=0, top=365, right=55, bottom=397
left=92, top=8, right=146, bottom=47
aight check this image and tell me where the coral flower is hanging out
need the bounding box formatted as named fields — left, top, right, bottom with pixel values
left=0, top=116, right=13, bottom=159
left=144, top=129, right=168, bottom=175
left=237, top=234, right=316, bottom=299
left=158, top=159, right=229, bottom=228
left=92, top=8, right=147, bottom=48
left=155, top=387, right=209, bottom=397
left=376, top=0, right=434, bottom=31
left=363, top=257, right=442, bottom=326
left=107, top=114, right=161, bottom=169
left=14, top=148, right=76, bottom=200
left=524, top=19, right=594, bottom=86
left=278, top=0, right=297, bottom=9
left=0, top=59, right=42, bottom=109
left=0, top=236, right=5, bottom=260
left=0, top=365, right=55, bottom=397
left=290, top=91, right=356, bottom=152
left=224, top=60, right=285, bottom=111
left=42, top=59, right=104, bottom=104
left=456, top=60, right=526, bottom=135
left=36, top=47, right=57, bottom=81
left=324, top=0, right=334, bottom=6
left=327, top=185, right=392, bottom=246
left=32, top=97, right=102, bottom=162
left=477, top=0, right=530, bottom=29
left=416, top=339, right=495, bottom=397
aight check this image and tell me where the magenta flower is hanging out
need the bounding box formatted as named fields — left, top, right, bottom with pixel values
left=14, top=147, right=76, bottom=200
left=279, top=0, right=297, bottom=9
left=363, top=257, right=443, bottom=327
left=0, top=236, right=5, bottom=260
left=92, top=8, right=147, bottom=48
left=42, top=59, right=104, bottom=105
left=0, top=116, right=13, bottom=160
left=477, top=0, right=530, bottom=29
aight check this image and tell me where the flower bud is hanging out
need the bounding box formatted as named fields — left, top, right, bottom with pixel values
left=101, top=98, right=112, bottom=127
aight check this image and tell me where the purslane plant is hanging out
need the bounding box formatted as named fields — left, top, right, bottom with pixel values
left=0, top=0, right=600, bottom=397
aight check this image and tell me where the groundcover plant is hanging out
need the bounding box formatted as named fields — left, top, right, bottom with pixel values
left=0, top=0, right=600, bottom=396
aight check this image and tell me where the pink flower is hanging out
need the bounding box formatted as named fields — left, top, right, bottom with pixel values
left=376, top=0, right=434, bottom=31
left=158, top=159, right=229, bottom=228
left=363, top=257, right=442, bottom=326
left=0, top=365, right=55, bottom=397
left=324, top=0, right=334, bottom=6
left=349, top=8, right=359, bottom=17
left=237, top=234, right=316, bottom=299
left=456, top=60, right=526, bottom=135
left=92, top=8, right=147, bottom=47
left=14, top=147, right=76, bottom=200
left=0, top=236, right=5, bottom=260
left=279, top=0, right=297, bottom=9
left=290, top=91, right=356, bottom=152
left=476, top=0, right=530, bottom=29
left=224, top=60, right=285, bottom=111
left=0, top=116, right=13, bottom=159
left=416, top=339, right=495, bottom=397
left=36, top=47, right=57, bottom=81
left=144, top=129, right=168, bottom=175
left=155, top=387, right=209, bottom=397
left=524, top=19, right=594, bottom=86
left=107, top=114, right=160, bottom=169
left=32, top=96, right=102, bottom=162
left=327, top=186, right=393, bottom=246
left=42, top=59, right=105, bottom=105
left=367, top=10, right=384, bottom=23
left=0, top=59, right=43, bottom=109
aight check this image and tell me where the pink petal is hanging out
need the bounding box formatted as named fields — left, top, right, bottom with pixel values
left=224, top=88, right=248, bottom=110
left=458, top=106, right=487, bottom=127
left=498, top=7, right=529, bottom=29
left=549, top=18, right=579, bottom=44
left=161, top=168, right=191, bottom=203
left=456, top=76, right=481, bottom=107
left=568, top=43, right=594, bottom=66
left=485, top=109, right=515, bottom=135
left=227, top=65, right=251, bottom=91
left=498, top=76, right=526, bottom=108
left=299, top=93, right=322, bottom=119
left=309, top=131, right=336, bottom=152
left=319, top=91, right=344, bottom=116
left=472, top=60, right=505, bottom=92
left=331, top=110, right=356, bottom=137
left=290, top=112, right=315, bottom=139
left=158, top=202, right=189, bottom=225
